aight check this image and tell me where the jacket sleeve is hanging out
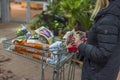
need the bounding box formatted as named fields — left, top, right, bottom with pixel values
left=78, top=15, right=119, bottom=63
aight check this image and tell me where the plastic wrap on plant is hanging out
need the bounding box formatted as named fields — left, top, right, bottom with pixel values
left=35, top=26, right=55, bottom=44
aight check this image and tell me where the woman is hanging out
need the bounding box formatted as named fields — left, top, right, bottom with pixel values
left=73, top=0, right=120, bottom=80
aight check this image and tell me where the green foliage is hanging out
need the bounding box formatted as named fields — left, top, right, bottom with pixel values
left=30, top=0, right=95, bottom=32
left=60, top=0, right=94, bottom=31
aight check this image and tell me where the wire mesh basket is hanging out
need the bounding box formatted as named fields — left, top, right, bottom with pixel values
left=2, top=36, right=76, bottom=80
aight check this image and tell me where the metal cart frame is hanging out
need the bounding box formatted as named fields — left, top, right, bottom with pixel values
left=2, top=37, right=76, bottom=80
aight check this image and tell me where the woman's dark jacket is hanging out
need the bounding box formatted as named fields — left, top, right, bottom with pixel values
left=78, top=0, right=120, bottom=80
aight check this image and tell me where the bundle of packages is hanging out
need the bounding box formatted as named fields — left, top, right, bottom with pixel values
left=11, top=44, right=58, bottom=64
left=8, top=25, right=62, bottom=64
left=9, top=39, right=61, bottom=64
left=7, top=39, right=50, bottom=62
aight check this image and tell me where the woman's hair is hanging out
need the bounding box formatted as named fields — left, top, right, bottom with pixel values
left=91, top=0, right=110, bottom=18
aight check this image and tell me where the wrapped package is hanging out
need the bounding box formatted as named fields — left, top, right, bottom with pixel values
left=35, top=26, right=55, bottom=44
left=13, top=40, right=49, bottom=50
left=11, top=45, right=51, bottom=58
left=13, top=49, right=48, bottom=62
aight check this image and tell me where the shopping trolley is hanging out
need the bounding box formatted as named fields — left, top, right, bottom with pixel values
left=2, top=36, right=77, bottom=80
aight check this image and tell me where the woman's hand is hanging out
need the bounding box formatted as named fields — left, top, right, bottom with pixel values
left=76, top=31, right=86, bottom=37
left=73, top=36, right=83, bottom=47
